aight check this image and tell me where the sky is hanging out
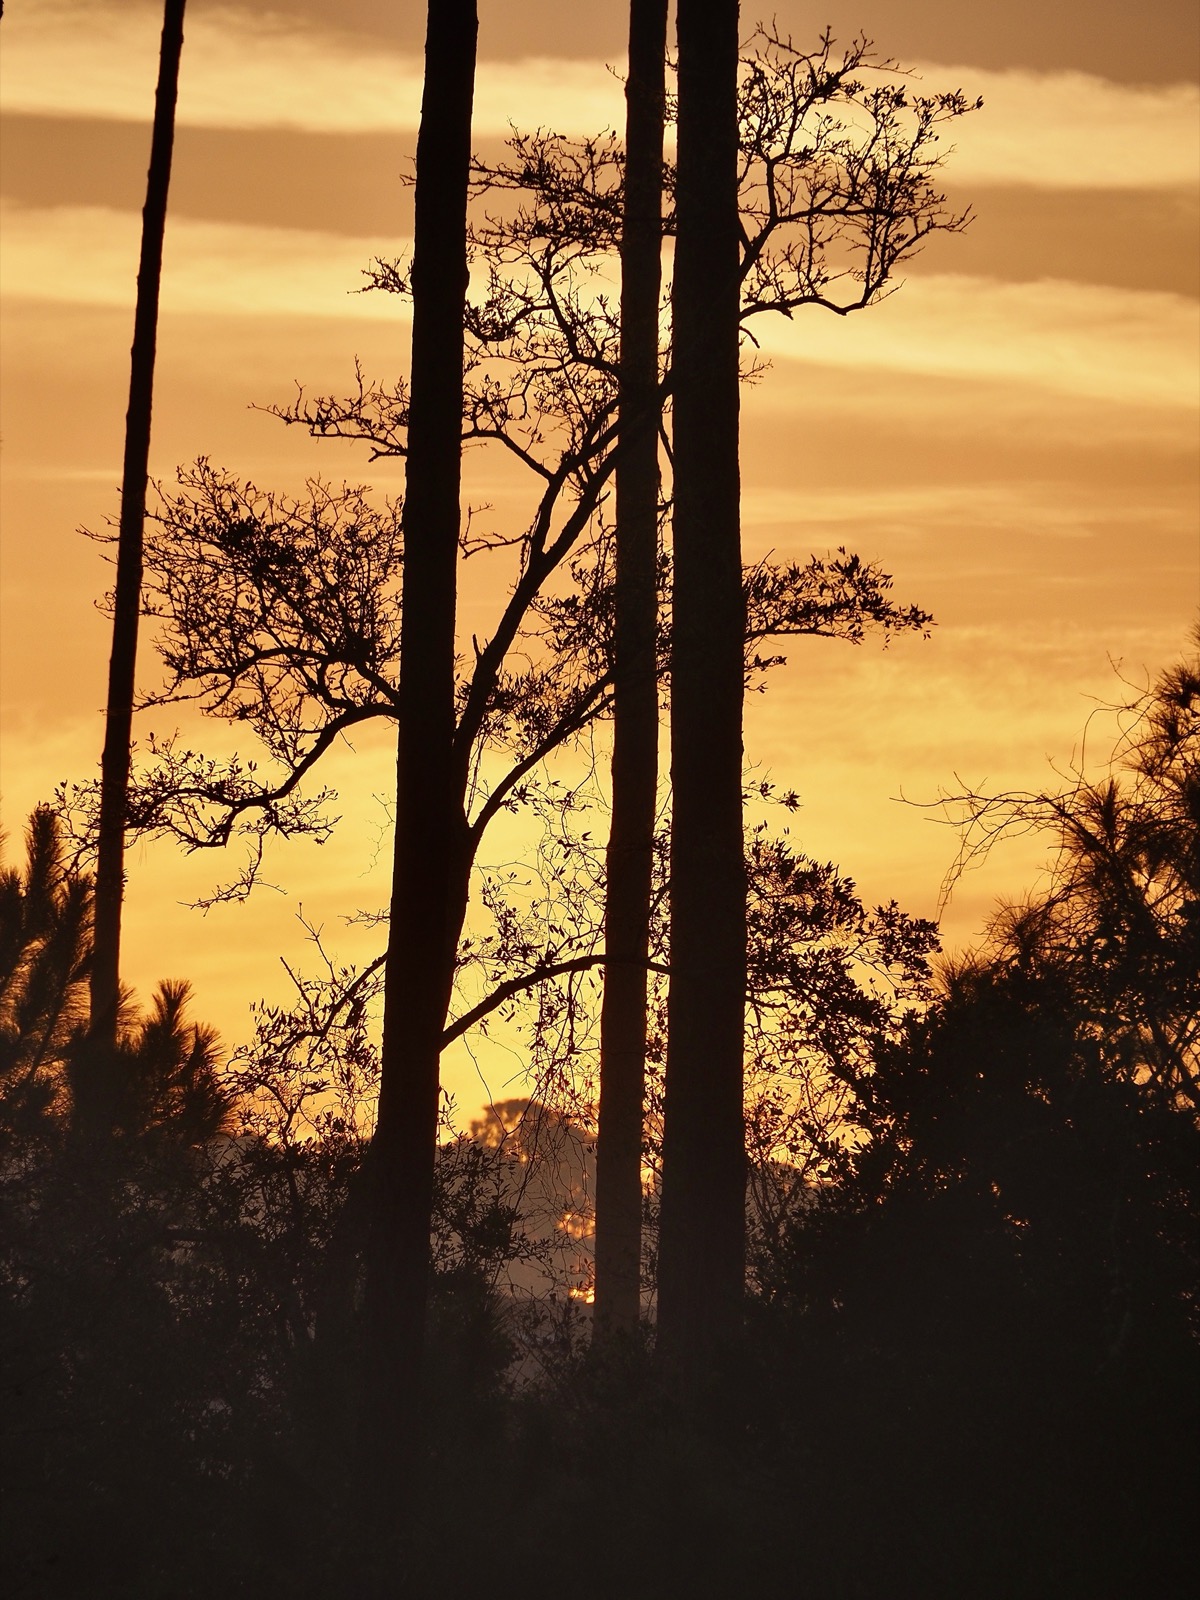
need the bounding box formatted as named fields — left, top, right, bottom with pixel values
left=1, top=1, right=1198, bottom=1119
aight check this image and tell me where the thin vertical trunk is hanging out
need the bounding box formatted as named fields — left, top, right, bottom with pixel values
left=90, top=0, right=186, bottom=1047
left=592, top=0, right=668, bottom=1345
left=364, top=0, right=477, bottom=1463
left=656, top=0, right=747, bottom=1373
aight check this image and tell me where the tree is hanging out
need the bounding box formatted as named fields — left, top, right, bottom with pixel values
left=655, top=0, right=746, bottom=1377
left=942, top=631, right=1200, bottom=1110
left=592, top=0, right=669, bottom=1344
left=743, top=950, right=1198, bottom=1599
left=64, top=27, right=972, bottom=1386
left=1, top=810, right=241, bottom=1595
left=650, top=25, right=976, bottom=1374
left=90, top=0, right=186, bottom=1046
left=1, top=806, right=92, bottom=1145
left=362, top=0, right=478, bottom=1469
left=729, top=647, right=1200, bottom=1594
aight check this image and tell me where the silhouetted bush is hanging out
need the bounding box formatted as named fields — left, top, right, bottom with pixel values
left=4, top=777, right=1197, bottom=1597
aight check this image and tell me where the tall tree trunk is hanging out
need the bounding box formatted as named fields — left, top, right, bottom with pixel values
left=90, top=0, right=186, bottom=1047
left=363, top=0, right=477, bottom=1472
left=592, top=0, right=668, bottom=1346
left=656, top=0, right=747, bottom=1374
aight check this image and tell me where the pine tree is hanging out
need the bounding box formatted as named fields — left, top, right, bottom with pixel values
left=593, top=0, right=668, bottom=1344
left=656, top=0, right=748, bottom=1375
left=363, top=0, right=478, bottom=1478
left=91, top=0, right=186, bottom=1045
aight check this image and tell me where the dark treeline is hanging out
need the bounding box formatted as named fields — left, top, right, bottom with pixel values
left=4, top=640, right=1198, bottom=1596
left=3, top=2, right=1197, bottom=1596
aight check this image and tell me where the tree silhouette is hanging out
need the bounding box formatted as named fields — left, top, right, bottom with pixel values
left=655, top=0, right=746, bottom=1379
left=0, top=806, right=91, bottom=1143
left=81, top=32, right=971, bottom=911
left=2, top=806, right=226, bottom=1148
left=362, top=0, right=478, bottom=1484
left=90, top=0, right=186, bottom=1046
left=593, top=0, right=669, bottom=1344
left=60, top=28, right=971, bottom=1406
left=942, top=632, right=1200, bottom=1110
left=1, top=810, right=240, bottom=1597
left=463, top=28, right=971, bottom=1355
left=741, top=945, right=1198, bottom=1599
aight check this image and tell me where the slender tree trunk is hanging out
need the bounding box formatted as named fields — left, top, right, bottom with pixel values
left=90, top=0, right=186, bottom=1047
left=592, top=0, right=668, bottom=1345
left=363, top=0, right=477, bottom=1474
left=656, top=0, right=747, bottom=1374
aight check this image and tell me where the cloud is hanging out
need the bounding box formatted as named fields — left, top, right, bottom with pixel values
left=753, top=273, right=1199, bottom=410
left=0, top=3, right=625, bottom=138
left=740, top=481, right=1195, bottom=543
left=6, top=203, right=1196, bottom=415
left=913, top=61, right=1200, bottom=190
left=0, top=201, right=411, bottom=323
left=2, top=4, right=1196, bottom=191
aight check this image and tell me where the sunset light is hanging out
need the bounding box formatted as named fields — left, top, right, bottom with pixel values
left=1, top=3, right=1195, bottom=1595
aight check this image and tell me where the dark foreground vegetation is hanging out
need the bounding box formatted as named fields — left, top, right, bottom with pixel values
left=4, top=645, right=1197, bottom=1600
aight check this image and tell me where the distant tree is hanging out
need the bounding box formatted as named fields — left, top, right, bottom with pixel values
left=90, top=0, right=186, bottom=1046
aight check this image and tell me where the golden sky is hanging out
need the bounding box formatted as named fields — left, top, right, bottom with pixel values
left=1, top=1, right=1198, bottom=1117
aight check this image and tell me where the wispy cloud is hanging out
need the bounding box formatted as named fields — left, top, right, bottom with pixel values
left=6, top=203, right=1196, bottom=414
left=2, top=4, right=1196, bottom=192
left=0, top=3, right=624, bottom=139
left=740, top=482, right=1196, bottom=542
left=754, top=274, right=1199, bottom=410
left=910, top=62, right=1200, bottom=190
left=0, top=201, right=411, bottom=322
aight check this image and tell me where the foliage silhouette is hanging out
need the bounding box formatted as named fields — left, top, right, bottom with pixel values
left=7, top=623, right=1198, bottom=1598
left=941, top=635, right=1200, bottom=1110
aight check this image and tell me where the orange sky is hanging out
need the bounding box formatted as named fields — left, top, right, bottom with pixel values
left=1, top=1, right=1197, bottom=1119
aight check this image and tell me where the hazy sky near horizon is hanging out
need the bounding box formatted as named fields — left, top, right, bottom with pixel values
left=1, top=1, right=1197, bottom=1118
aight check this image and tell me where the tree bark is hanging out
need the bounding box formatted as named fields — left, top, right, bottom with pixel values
left=364, top=0, right=477, bottom=1469
left=592, top=0, right=668, bottom=1345
left=656, top=0, right=747, bottom=1374
left=90, top=0, right=186, bottom=1047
